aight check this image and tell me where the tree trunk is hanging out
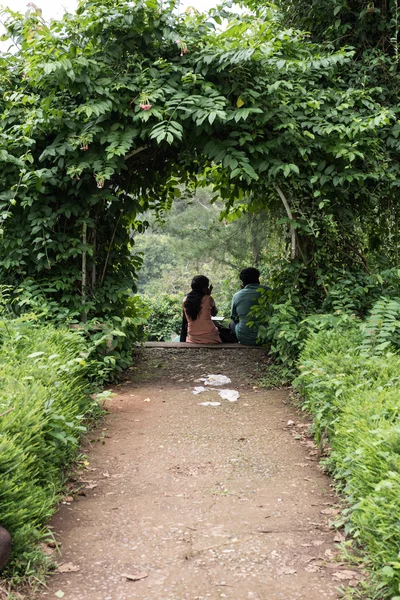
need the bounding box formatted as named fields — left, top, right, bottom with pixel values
left=81, top=221, right=87, bottom=323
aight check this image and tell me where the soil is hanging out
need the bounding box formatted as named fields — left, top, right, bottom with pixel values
left=37, top=348, right=354, bottom=600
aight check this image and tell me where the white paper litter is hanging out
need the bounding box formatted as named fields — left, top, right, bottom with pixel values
left=192, top=386, right=206, bottom=395
left=218, top=389, right=240, bottom=402
left=199, top=374, right=231, bottom=386
left=198, top=402, right=221, bottom=407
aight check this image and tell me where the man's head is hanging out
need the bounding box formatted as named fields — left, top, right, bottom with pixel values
left=239, top=267, right=260, bottom=287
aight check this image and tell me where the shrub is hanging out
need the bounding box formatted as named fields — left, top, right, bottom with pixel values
left=0, top=317, right=100, bottom=572
left=295, top=314, right=400, bottom=598
left=142, top=294, right=182, bottom=341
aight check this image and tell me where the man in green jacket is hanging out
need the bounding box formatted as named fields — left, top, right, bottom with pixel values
left=230, top=268, right=266, bottom=345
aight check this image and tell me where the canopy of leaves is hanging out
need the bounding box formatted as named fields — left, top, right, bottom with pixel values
left=0, top=0, right=399, bottom=315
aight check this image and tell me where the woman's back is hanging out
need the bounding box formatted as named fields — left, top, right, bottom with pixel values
left=184, top=295, right=221, bottom=344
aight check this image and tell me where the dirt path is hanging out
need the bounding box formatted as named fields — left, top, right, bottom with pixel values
left=39, top=348, right=348, bottom=600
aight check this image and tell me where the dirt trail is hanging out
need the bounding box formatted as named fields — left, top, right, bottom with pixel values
left=39, top=348, right=348, bottom=600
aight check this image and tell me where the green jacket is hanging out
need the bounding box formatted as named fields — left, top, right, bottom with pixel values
left=231, top=284, right=267, bottom=345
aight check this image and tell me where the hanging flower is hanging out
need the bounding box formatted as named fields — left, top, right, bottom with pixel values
left=138, top=91, right=152, bottom=111
left=94, top=174, right=104, bottom=189
left=80, top=144, right=89, bottom=151
left=176, top=39, right=188, bottom=56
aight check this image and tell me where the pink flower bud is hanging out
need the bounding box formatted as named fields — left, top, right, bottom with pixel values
left=139, top=103, right=152, bottom=110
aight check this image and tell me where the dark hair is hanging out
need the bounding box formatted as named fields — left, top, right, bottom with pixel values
left=240, top=267, right=260, bottom=286
left=183, top=275, right=209, bottom=321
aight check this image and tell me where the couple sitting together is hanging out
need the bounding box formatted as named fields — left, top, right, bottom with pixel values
left=180, top=268, right=265, bottom=346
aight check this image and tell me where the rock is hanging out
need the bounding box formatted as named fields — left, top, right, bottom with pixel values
left=0, top=526, right=11, bottom=571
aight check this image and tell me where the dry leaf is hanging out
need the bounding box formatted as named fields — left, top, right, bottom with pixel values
left=85, top=482, right=98, bottom=490
left=144, top=398, right=151, bottom=402
left=305, top=564, right=320, bottom=573
left=57, top=563, right=80, bottom=573
left=321, top=508, right=339, bottom=516
left=102, top=472, right=110, bottom=478
left=122, top=572, right=148, bottom=581
left=54, top=591, right=65, bottom=598
left=287, top=420, right=295, bottom=426
left=332, top=570, right=359, bottom=581
left=278, top=567, right=296, bottom=575
left=312, top=540, right=325, bottom=547
left=334, top=532, right=346, bottom=543
left=63, top=496, right=74, bottom=503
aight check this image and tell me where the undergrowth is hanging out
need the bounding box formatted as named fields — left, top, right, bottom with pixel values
left=294, top=299, right=400, bottom=599
left=0, top=316, right=106, bottom=582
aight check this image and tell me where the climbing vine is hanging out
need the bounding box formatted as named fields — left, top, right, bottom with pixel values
left=0, top=0, right=399, bottom=317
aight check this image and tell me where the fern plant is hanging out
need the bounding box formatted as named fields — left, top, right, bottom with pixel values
left=360, top=297, right=400, bottom=355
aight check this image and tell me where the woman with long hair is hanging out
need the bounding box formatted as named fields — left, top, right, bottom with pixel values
left=182, top=275, right=221, bottom=344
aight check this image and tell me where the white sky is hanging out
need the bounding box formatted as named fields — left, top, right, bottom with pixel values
left=1, top=0, right=218, bottom=21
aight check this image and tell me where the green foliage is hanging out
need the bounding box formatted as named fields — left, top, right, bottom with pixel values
left=0, top=316, right=100, bottom=572
left=142, top=294, right=182, bottom=341
left=250, top=263, right=400, bottom=376
left=294, top=321, right=400, bottom=598
left=360, top=297, right=400, bottom=356
left=0, top=0, right=399, bottom=319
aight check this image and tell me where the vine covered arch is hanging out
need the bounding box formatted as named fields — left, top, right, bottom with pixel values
left=0, top=0, right=397, bottom=317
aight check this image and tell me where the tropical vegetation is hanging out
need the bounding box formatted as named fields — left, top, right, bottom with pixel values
left=1, top=0, right=400, bottom=596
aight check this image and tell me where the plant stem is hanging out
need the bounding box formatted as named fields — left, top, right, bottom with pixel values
left=275, top=185, right=296, bottom=260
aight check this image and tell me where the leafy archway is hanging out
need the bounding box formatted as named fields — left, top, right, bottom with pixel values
left=0, top=0, right=396, bottom=318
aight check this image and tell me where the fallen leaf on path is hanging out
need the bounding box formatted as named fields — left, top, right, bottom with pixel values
left=144, top=398, right=151, bottom=402
left=41, top=542, right=56, bottom=556
left=63, top=496, right=74, bottom=503
left=321, top=508, right=339, bottom=516
left=305, top=564, right=320, bottom=573
left=54, top=591, right=65, bottom=598
left=325, top=562, right=346, bottom=569
left=334, top=532, right=346, bottom=543
left=277, top=567, right=297, bottom=575
left=85, top=482, right=98, bottom=490
left=287, top=420, right=295, bottom=426
left=122, top=572, right=148, bottom=581
left=332, top=570, right=359, bottom=581
left=102, top=472, right=110, bottom=478
left=57, top=563, right=80, bottom=573
left=312, top=541, right=325, bottom=547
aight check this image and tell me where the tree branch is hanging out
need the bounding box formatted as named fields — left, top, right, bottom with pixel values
left=124, top=146, right=149, bottom=161
left=275, top=185, right=296, bottom=260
